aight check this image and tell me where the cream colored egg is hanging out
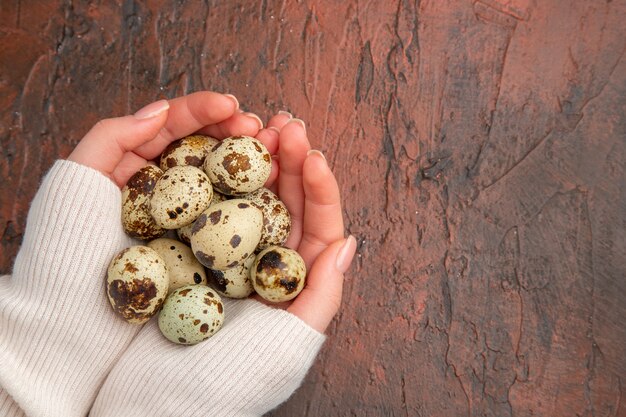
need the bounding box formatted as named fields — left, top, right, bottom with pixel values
left=203, top=136, right=271, bottom=196
left=106, top=246, right=169, bottom=324
left=159, top=135, right=219, bottom=171
left=206, top=253, right=255, bottom=298
left=190, top=199, right=262, bottom=270
left=243, top=187, right=291, bottom=251
left=158, top=285, right=224, bottom=345
left=177, top=191, right=228, bottom=244
left=251, top=246, right=306, bottom=303
left=150, top=165, right=213, bottom=229
left=121, top=165, right=166, bottom=240
left=147, top=238, right=206, bottom=293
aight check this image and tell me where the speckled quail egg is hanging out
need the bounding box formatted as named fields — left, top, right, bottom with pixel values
left=190, top=199, right=263, bottom=270
left=158, top=285, right=224, bottom=345
left=206, top=253, right=255, bottom=298
left=159, top=135, right=219, bottom=171
left=204, top=136, right=271, bottom=196
left=251, top=246, right=306, bottom=303
left=147, top=238, right=206, bottom=293
left=150, top=165, right=213, bottom=229
left=177, top=191, right=228, bottom=245
left=121, top=165, right=166, bottom=240
left=243, top=187, right=291, bottom=251
left=106, top=246, right=169, bottom=324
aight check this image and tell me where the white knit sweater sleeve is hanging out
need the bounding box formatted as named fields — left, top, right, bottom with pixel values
left=0, top=160, right=326, bottom=417
left=0, top=160, right=141, bottom=417
left=90, top=299, right=326, bottom=417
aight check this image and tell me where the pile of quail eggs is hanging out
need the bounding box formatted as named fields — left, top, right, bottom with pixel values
left=106, top=135, right=306, bottom=345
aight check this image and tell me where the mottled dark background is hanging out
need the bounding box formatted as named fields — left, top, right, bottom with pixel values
left=1, top=1, right=625, bottom=416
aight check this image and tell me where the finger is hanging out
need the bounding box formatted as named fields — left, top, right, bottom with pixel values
left=267, top=111, right=293, bottom=130
left=278, top=119, right=311, bottom=249
left=132, top=91, right=239, bottom=160
left=196, top=112, right=263, bottom=139
left=256, top=126, right=280, bottom=155
left=110, top=152, right=149, bottom=188
left=298, top=150, right=344, bottom=268
left=264, top=157, right=279, bottom=189
left=68, top=100, right=169, bottom=178
left=287, top=236, right=357, bottom=333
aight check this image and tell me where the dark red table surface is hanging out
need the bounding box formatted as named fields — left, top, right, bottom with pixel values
left=1, top=1, right=625, bottom=416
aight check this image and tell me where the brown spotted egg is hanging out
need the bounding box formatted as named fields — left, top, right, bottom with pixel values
left=190, top=199, right=262, bottom=270
left=251, top=246, right=306, bottom=303
left=150, top=165, right=213, bottom=229
left=177, top=191, right=228, bottom=245
left=243, top=187, right=291, bottom=251
left=121, top=165, right=166, bottom=240
left=206, top=253, right=255, bottom=298
left=106, top=246, right=169, bottom=324
left=204, top=136, right=271, bottom=196
left=159, top=135, right=219, bottom=171
left=158, top=285, right=224, bottom=345
left=147, top=238, right=206, bottom=293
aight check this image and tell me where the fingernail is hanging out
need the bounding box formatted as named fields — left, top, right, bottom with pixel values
left=223, top=94, right=240, bottom=111
left=243, top=112, right=264, bottom=129
left=267, top=126, right=281, bottom=134
left=288, top=118, right=306, bottom=134
left=278, top=110, right=293, bottom=119
left=336, top=235, right=357, bottom=273
left=307, top=149, right=326, bottom=162
left=134, top=100, right=169, bottom=119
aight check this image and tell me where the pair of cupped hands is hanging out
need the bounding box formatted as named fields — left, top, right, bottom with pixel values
left=69, top=91, right=356, bottom=333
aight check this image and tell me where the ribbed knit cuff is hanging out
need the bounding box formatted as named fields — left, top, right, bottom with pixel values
left=90, top=298, right=326, bottom=417
left=0, top=160, right=141, bottom=417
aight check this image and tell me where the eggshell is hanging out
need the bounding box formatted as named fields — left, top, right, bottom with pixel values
left=159, top=135, right=219, bottom=171
left=177, top=191, right=228, bottom=245
left=147, top=238, right=206, bottom=293
left=206, top=253, right=255, bottom=298
left=204, top=136, right=271, bottom=196
left=251, top=246, right=306, bottom=303
left=121, top=165, right=166, bottom=240
left=190, top=199, right=262, bottom=270
left=106, top=246, right=169, bottom=324
left=150, top=165, right=213, bottom=229
left=243, top=187, right=291, bottom=250
left=158, top=285, right=224, bottom=345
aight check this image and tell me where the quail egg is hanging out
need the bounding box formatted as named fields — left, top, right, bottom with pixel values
left=177, top=191, right=228, bottom=245
left=106, top=246, right=169, bottom=324
left=204, top=136, right=271, bottom=196
left=190, top=199, right=263, bottom=270
left=158, top=285, right=224, bottom=345
left=206, top=253, right=255, bottom=298
left=251, top=246, right=306, bottom=303
left=121, top=165, right=166, bottom=240
left=147, top=238, right=206, bottom=293
left=159, top=135, right=219, bottom=171
left=150, top=165, right=213, bottom=229
left=243, top=187, right=291, bottom=250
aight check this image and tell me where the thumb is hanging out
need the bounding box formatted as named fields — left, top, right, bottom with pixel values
left=68, top=99, right=170, bottom=178
left=287, top=235, right=357, bottom=333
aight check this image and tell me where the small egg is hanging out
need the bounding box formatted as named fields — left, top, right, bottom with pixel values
left=121, top=165, right=166, bottom=240
left=159, top=135, right=219, bottom=171
left=251, top=246, right=306, bottom=303
left=147, top=238, right=206, bottom=293
left=207, top=253, right=255, bottom=298
left=204, top=136, right=271, bottom=196
left=106, top=246, right=169, bottom=324
left=177, top=191, right=228, bottom=245
left=150, top=165, right=213, bottom=229
left=158, top=285, right=224, bottom=345
left=190, top=199, right=263, bottom=270
left=243, top=187, right=291, bottom=250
